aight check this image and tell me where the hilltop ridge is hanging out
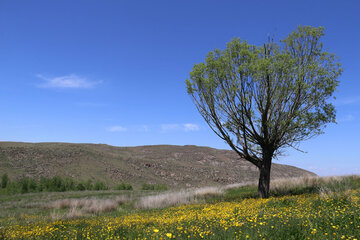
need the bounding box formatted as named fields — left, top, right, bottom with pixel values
left=0, top=142, right=316, bottom=188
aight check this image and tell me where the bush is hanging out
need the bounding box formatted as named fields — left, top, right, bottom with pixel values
left=85, top=179, right=93, bottom=190
left=76, top=182, right=86, bottom=191
left=115, top=182, right=133, bottom=190
left=28, top=178, right=37, bottom=192
left=51, top=176, right=64, bottom=191
left=141, top=183, right=167, bottom=191
left=1, top=173, right=9, bottom=188
left=94, top=181, right=108, bottom=190
left=20, top=177, right=29, bottom=193
left=0, top=175, right=110, bottom=195
left=64, top=177, right=76, bottom=191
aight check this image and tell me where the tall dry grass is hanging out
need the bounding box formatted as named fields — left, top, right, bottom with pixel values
left=135, top=183, right=253, bottom=209
left=48, top=195, right=130, bottom=217
left=270, top=175, right=360, bottom=196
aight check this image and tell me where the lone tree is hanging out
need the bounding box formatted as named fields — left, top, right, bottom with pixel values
left=186, top=26, right=342, bottom=198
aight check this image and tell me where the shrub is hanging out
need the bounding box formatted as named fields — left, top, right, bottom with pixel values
left=52, top=176, right=64, bottom=191
left=64, top=177, right=76, bottom=191
left=28, top=178, right=37, bottom=192
left=141, top=183, right=167, bottom=191
left=94, top=181, right=108, bottom=190
left=20, top=177, right=29, bottom=193
left=76, top=183, right=86, bottom=191
left=0, top=175, right=109, bottom=195
left=115, top=182, right=133, bottom=190
left=1, top=173, right=9, bottom=188
left=85, top=179, right=93, bottom=190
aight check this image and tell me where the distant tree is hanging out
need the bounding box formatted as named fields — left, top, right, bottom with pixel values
left=186, top=26, right=342, bottom=198
left=1, top=173, right=9, bottom=188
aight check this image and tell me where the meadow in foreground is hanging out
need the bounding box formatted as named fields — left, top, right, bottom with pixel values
left=1, top=176, right=359, bottom=239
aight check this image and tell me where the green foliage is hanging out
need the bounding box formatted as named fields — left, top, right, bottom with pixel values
left=115, top=182, right=133, bottom=190
left=94, top=181, right=108, bottom=190
left=141, top=183, right=168, bottom=191
left=20, top=177, right=29, bottom=194
left=186, top=26, right=342, bottom=198
left=84, top=179, right=93, bottom=190
left=76, top=182, right=86, bottom=191
left=274, top=185, right=317, bottom=197
left=50, top=176, right=64, bottom=191
left=63, top=177, right=76, bottom=191
left=0, top=174, right=109, bottom=195
left=1, top=173, right=8, bottom=188
left=186, top=25, right=342, bottom=159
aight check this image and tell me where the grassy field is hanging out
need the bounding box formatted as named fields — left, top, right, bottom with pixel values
left=0, top=176, right=359, bottom=239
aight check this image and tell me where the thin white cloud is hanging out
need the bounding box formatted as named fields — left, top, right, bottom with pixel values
left=107, top=123, right=199, bottom=133
left=338, top=114, right=355, bottom=122
left=335, top=96, right=360, bottom=106
left=107, top=126, right=127, bottom=132
left=183, top=123, right=200, bottom=132
left=161, top=123, right=200, bottom=132
left=138, top=125, right=149, bottom=132
left=161, top=124, right=181, bottom=132
left=37, top=74, right=101, bottom=89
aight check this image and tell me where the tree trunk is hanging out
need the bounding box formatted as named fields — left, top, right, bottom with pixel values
left=258, top=147, right=273, bottom=198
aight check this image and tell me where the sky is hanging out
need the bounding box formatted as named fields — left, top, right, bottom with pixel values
left=0, top=0, right=359, bottom=176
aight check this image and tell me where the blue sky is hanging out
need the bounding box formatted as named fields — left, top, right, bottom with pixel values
left=0, top=0, right=359, bottom=176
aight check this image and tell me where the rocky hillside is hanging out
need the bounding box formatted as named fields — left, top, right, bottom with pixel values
left=0, top=142, right=316, bottom=188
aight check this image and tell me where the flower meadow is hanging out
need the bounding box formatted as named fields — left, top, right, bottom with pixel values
left=1, top=189, right=359, bottom=240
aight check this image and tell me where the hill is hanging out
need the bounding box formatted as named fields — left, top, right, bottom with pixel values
left=0, top=142, right=316, bottom=188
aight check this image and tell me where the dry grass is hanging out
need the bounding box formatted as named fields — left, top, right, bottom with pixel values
left=223, top=181, right=257, bottom=190
left=50, top=210, right=66, bottom=221
left=270, top=176, right=320, bottom=191
left=66, top=207, right=84, bottom=218
left=193, top=186, right=224, bottom=197
left=48, top=195, right=130, bottom=217
left=135, top=190, right=195, bottom=209
left=136, top=186, right=226, bottom=209
left=270, top=175, right=360, bottom=196
left=135, top=183, right=254, bottom=209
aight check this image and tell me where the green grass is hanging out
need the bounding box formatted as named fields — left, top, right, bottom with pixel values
left=0, top=175, right=359, bottom=239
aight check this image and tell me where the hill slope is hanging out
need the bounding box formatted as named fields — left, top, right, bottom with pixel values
left=0, top=142, right=316, bottom=188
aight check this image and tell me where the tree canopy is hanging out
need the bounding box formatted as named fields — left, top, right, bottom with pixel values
left=186, top=26, right=342, bottom=198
